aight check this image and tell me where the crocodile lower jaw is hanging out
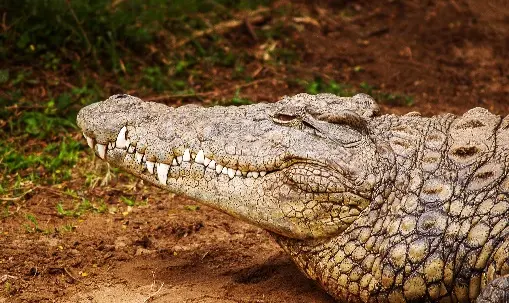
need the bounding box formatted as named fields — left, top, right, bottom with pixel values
left=82, top=126, right=270, bottom=185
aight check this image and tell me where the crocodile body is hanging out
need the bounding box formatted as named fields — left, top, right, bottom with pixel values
left=77, top=93, right=509, bottom=302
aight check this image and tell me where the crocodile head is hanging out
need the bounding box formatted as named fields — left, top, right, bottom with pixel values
left=77, top=93, right=394, bottom=240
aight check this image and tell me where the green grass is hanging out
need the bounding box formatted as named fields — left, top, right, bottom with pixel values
left=0, top=138, right=82, bottom=186
left=120, top=195, right=148, bottom=208
left=141, top=65, right=195, bottom=93
left=359, top=82, right=414, bottom=106
left=305, top=78, right=353, bottom=96
left=3, top=281, right=12, bottom=295
left=12, top=112, right=76, bottom=138
left=23, top=213, right=42, bottom=233
left=120, top=196, right=136, bottom=207
left=228, top=89, right=254, bottom=105
left=184, top=205, right=200, bottom=211
left=56, top=198, right=107, bottom=218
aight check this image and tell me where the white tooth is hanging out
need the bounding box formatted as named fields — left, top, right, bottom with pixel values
left=203, top=157, right=211, bottom=166
left=235, top=170, right=242, bottom=176
left=85, top=135, right=94, bottom=149
left=252, top=171, right=259, bottom=179
left=247, top=172, right=253, bottom=178
left=183, top=149, right=191, bottom=162
left=135, top=152, right=143, bottom=164
left=260, top=171, right=267, bottom=177
left=221, top=167, right=228, bottom=175
left=227, top=168, right=235, bottom=179
left=172, top=158, right=178, bottom=166
left=108, top=142, right=114, bottom=150
left=142, top=154, right=147, bottom=162
left=146, top=161, right=155, bottom=174
left=96, top=144, right=106, bottom=159
left=128, top=145, right=135, bottom=153
left=157, top=163, right=169, bottom=185
left=195, top=150, right=205, bottom=164
left=177, top=156, right=183, bottom=164
left=215, top=164, right=223, bottom=174
left=116, top=126, right=128, bottom=149
left=208, top=160, right=216, bottom=169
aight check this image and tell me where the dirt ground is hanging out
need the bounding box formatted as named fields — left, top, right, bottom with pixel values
left=2, top=0, right=509, bottom=302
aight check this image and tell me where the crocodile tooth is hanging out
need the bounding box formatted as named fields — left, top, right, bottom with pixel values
left=108, top=142, right=115, bottom=150
left=252, top=171, right=259, bottom=179
left=208, top=160, right=216, bottom=169
left=235, top=170, right=242, bottom=176
left=135, top=152, right=143, bottom=164
left=84, top=134, right=94, bottom=149
left=172, top=158, right=177, bottom=166
left=116, top=126, right=128, bottom=149
left=183, top=149, right=191, bottom=162
left=227, top=168, right=235, bottom=179
left=195, top=150, right=205, bottom=164
left=222, top=167, right=228, bottom=175
left=146, top=161, right=155, bottom=174
left=215, top=163, right=223, bottom=174
left=260, top=171, right=266, bottom=177
left=142, top=154, right=147, bottom=162
left=247, top=172, right=253, bottom=178
left=96, top=144, right=106, bottom=159
left=177, top=155, right=183, bottom=164
left=157, top=163, right=169, bottom=185
left=203, top=157, right=211, bottom=166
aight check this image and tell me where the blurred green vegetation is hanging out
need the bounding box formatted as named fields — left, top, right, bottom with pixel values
left=1, top=0, right=269, bottom=69
left=303, top=77, right=414, bottom=106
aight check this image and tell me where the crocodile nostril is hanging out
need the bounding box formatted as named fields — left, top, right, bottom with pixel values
left=116, top=94, right=128, bottom=99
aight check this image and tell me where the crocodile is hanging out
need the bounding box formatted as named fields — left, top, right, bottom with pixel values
left=77, top=93, right=509, bottom=302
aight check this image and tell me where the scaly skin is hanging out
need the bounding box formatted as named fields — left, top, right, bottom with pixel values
left=77, top=93, right=509, bottom=302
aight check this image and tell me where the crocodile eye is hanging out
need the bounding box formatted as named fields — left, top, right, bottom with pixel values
left=273, top=114, right=303, bottom=126
left=273, top=114, right=297, bottom=122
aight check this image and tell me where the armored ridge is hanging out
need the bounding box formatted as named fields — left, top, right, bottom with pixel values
left=77, top=93, right=509, bottom=302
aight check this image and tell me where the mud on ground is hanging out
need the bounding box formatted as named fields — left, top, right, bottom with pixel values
left=1, top=1, right=509, bottom=302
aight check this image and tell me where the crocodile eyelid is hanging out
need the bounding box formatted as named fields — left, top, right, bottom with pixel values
left=274, top=113, right=298, bottom=122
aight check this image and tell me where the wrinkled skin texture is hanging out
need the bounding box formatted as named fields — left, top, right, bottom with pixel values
left=77, top=93, right=509, bottom=302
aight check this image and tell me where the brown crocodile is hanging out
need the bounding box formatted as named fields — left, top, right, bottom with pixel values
left=77, top=93, right=509, bottom=302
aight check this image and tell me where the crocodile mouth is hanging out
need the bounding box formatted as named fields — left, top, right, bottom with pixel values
left=82, top=126, right=280, bottom=185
